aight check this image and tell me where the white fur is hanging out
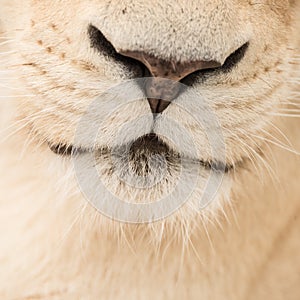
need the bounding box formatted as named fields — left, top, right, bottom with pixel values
left=0, top=1, right=300, bottom=299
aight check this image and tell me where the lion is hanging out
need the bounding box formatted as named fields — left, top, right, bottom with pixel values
left=0, top=0, right=299, bottom=299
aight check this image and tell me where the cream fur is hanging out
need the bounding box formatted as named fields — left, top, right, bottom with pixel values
left=0, top=0, right=300, bottom=299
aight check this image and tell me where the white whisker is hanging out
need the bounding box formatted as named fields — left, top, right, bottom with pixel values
left=268, top=113, right=300, bottom=118
left=0, top=51, right=17, bottom=56
left=0, top=40, right=15, bottom=46
left=248, top=132, right=300, bottom=155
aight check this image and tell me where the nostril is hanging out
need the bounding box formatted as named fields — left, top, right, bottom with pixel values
left=181, top=42, right=249, bottom=86
left=221, top=42, right=249, bottom=73
left=88, top=25, right=118, bottom=60
left=88, top=25, right=146, bottom=76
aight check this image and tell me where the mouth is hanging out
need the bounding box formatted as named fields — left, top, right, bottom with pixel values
left=49, top=134, right=234, bottom=173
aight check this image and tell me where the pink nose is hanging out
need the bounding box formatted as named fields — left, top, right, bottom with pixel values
left=119, top=50, right=221, bottom=114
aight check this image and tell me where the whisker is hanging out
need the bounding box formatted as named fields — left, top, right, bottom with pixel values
left=248, top=132, right=300, bottom=155
left=0, top=40, right=15, bottom=46
left=0, top=107, right=56, bottom=143
left=268, top=113, right=300, bottom=118
left=236, top=133, right=275, bottom=183
left=0, top=94, right=34, bottom=98
left=277, top=109, right=300, bottom=113
left=0, top=50, right=18, bottom=56
left=265, top=120, right=295, bottom=149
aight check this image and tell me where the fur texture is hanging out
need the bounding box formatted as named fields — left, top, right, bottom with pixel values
left=0, top=0, right=299, bottom=299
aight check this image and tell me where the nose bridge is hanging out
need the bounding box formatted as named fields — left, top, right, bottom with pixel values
left=97, top=0, right=245, bottom=64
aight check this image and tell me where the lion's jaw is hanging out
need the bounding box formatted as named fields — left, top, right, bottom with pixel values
left=1, top=1, right=300, bottom=299
left=0, top=0, right=296, bottom=221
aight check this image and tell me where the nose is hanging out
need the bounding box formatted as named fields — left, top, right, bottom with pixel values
left=88, top=25, right=222, bottom=114
left=119, top=50, right=221, bottom=114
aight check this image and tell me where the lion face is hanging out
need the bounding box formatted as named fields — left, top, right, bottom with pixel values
left=1, top=0, right=296, bottom=221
